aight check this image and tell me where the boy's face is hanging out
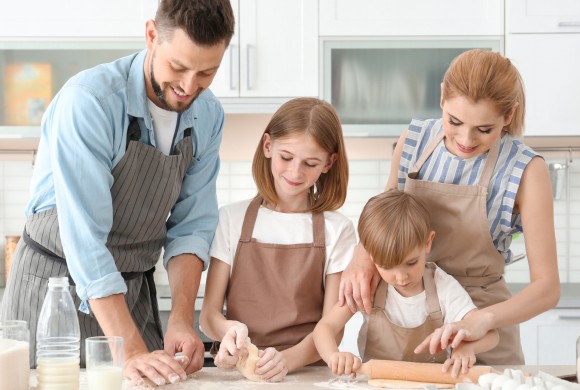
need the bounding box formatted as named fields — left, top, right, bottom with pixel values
left=375, top=231, right=435, bottom=298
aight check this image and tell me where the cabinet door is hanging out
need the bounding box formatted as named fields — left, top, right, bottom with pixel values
left=319, top=0, right=504, bottom=36
left=508, top=0, right=580, bottom=33
left=536, top=309, right=580, bottom=365
left=506, top=34, right=580, bottom=136
left=0, top=0, right=157, bottom=37
left=239, top=0, right=318, bottom=97
left=211, top=0, right=241, bottom=98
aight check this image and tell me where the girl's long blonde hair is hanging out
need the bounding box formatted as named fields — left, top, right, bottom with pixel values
left=252, top=98, right=349, bottom=213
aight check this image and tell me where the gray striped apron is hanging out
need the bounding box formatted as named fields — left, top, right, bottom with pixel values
left=1, top=117, right=193, bottom=367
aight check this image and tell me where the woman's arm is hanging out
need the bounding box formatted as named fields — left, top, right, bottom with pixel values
left=338, top=129, right=408, bottom=314
left=280, top=273, right=344, bottom=372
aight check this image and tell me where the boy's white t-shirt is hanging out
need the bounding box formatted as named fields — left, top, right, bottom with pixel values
left=384, top=264, right=477, bottom=327
left=210, top=198, right=357, bottom=279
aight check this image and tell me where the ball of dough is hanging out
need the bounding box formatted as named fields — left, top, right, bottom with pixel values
left=236, top=338, right=262, bottom=382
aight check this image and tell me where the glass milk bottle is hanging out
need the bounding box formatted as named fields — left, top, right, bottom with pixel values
left=0, top=320, right=30, bottom=390
left=36, top=276, right=80, bottom=390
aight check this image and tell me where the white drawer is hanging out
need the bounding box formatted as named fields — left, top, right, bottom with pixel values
left=508, top=0, right=580, bottom=33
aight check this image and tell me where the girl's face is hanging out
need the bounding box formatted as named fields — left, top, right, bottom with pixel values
left=263, top=132, right=337, bottom=211
left=375, top=232, right=435, bottom=297
left=440, top=95, right=515, bottom=159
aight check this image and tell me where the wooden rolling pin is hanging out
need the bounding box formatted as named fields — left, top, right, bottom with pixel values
left=357, top=359, right=494, bottom=384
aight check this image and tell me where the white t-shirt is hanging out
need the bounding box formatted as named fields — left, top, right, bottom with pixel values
left=148, top=99, right=178, bottom=156
left=384, top=265, right=477, bottom=328
left=210, top=198, right=357, bottom=280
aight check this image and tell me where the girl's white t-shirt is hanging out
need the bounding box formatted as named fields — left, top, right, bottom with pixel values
left=384, top=264, right=477, bottom=327
left=210, top=198, right=357, bottom=279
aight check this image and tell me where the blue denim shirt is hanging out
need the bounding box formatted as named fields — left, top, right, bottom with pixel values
left=26, top=50, right=223, bottom=312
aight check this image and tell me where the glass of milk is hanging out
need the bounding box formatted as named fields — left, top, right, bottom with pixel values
left=86, top=336, right=124, bottom=390
left=0, top=320, right=30, bottom=390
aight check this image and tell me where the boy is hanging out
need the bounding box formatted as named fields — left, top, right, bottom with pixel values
left=313, top=190, right=499, bottom=378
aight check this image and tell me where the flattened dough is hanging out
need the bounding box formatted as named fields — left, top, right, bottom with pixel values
left=368, top=379, right=454, bottom=388
left=236, top=338, right=262, bottom=382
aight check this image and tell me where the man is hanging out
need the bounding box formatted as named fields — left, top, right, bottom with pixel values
left=0, top=0, right=234, bottom=386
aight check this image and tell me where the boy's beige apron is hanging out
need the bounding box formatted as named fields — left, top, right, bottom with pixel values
left=404, top=131, right=524, bottom=365
left=358, top=262, right=448, bottom=363
left=225, top=196, right=326, bottom=359
left=1, top=118, right=193, bottom=367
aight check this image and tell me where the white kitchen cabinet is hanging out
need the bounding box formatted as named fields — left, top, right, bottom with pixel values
left=211, top=0, right=318, bottom=99
left=0, top=0, right=158, bottom=37
left=319, top=0, right=504, bottom=36
left=507, top=0, right=580, bottom=33
left=519, top=308, right=580, bottom=365
left=506, top=0, right=580, bottom=136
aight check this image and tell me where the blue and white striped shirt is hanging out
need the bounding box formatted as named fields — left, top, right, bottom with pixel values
left=398, top=119, right=538, bottom=264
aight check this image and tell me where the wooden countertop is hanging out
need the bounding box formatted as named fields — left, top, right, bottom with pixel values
left=28, top=366, right=577, bottom=390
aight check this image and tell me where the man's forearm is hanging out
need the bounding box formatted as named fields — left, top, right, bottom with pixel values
left=89, top=294, right=149, bottom=358
left=167, top=253, right=203, bottom=324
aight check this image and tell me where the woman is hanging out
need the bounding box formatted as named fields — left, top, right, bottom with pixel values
left=339, top=49, right=559, bottom=365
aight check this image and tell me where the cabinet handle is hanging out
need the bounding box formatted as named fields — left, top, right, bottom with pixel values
left=557, top=315, right=580, bottom=320
left=246, top=44, right=254, bottom=90
left=229, top=44, right=238, bottom=90
left=558, top=21, right=580, bottom=27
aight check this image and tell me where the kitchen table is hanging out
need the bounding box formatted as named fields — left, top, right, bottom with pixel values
left=28, top=365, right=577, bottom=390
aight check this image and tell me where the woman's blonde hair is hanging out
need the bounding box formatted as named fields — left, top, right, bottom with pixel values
left=358, top=189, right=431, bottom=269
left=442, top=49, right=526, bottom=137
left=252, top=98, right=349, bottom=213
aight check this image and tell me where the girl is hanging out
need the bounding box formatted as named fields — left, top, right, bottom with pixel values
left=199, top=97, right=356, bottom=382
left=339, top=49, right=559, bottom=365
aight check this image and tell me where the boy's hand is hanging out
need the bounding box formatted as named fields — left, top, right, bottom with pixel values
left=255, top=347, right=288, bottom=382
left=443, top=343, right=476, bottom=378
left=328, top=352, right=361, bottom=377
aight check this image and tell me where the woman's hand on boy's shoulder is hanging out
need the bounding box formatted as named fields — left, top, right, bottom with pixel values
left=328, top=351, right=361, bottom=377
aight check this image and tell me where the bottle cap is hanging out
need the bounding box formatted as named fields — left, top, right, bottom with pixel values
left=48, top=277, right=69, bottom=287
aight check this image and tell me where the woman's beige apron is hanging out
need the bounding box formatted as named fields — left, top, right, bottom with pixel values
left=404, top=131, right=524, bottom=365
left=225, top=196, right=326, bottom=357
left=1, top=117, right=193, bottom=367
left=358, top=262, right=447, bottom=363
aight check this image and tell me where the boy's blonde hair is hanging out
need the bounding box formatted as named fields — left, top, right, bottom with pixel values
left=442, top=49, right=526, bottom=137
left=358, top=189, right=432, bottom=269
left=252, top=97, right=349, bottom=213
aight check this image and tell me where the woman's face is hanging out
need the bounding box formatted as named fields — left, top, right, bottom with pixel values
left=440, top=95, right=514, bottom=159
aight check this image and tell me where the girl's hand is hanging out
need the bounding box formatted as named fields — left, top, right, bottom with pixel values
left=214, top=323, right=249, bottom=369
left=443, top=344, right=476, bottom=378
left=328, top=352, right=361, bottom=377
left=254, top=347, right=288, bottom=382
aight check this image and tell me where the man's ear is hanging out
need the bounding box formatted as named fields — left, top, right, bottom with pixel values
left=145, top=19, right=158, bottom=50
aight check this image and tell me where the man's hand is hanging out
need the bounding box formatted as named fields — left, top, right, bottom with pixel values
left=124, top=350, right=187, bottom=386
left=164, top=317, right=205, bottom=374
left=338, top=244, right=381, bottom=314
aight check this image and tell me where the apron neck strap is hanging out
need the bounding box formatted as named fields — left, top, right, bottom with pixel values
left=373, top=279, right=389, bottom=309
left=423, top=262, right=443, bottom=320
left=312, top=211, right=325, bottom=248
left=412, top=131, right=445, bottom=173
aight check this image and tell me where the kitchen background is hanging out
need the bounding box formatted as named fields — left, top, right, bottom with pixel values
left=0, top=0, right=579, bottom=366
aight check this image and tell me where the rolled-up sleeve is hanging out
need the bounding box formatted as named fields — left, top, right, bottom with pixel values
left=163, top=100, right=224, bottom=270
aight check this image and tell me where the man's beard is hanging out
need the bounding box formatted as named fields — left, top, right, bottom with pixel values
left=150, top=53, right=199, bottom=113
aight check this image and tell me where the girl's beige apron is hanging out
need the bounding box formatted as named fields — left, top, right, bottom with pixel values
left=404, top=131, right=524, bottom=365
left=225, top=196, right=326, bottom=359
left=1, top=117, right=193, bottom=367
left=358, top=262, right=447, bottom=363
